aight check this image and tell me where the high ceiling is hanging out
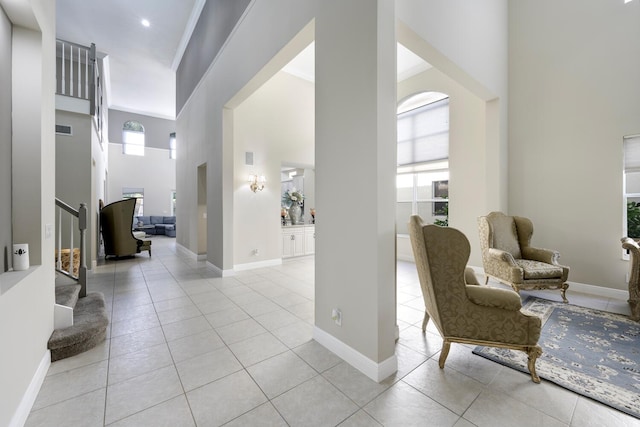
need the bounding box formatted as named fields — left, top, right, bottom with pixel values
left=57, top=0, right=204, bottom=119
left=56, top=1, right=430, bottom=121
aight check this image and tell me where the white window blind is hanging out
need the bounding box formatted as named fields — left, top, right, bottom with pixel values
left=123, top=120, right=145, bottom=156
left=397, top=98, right=449, bottom=166
left=624, top=135, right=640, bottom=173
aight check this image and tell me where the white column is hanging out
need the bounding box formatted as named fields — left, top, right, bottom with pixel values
left=314, top=0, right=397, bottom=381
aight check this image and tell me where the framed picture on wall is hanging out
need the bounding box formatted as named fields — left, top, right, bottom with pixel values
left=433, top=180, right=448, bottom=215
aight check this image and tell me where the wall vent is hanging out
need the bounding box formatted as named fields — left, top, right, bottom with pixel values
left=55, top=124, right=73, bottom=136
left=245, top=151, right=254, bottom=165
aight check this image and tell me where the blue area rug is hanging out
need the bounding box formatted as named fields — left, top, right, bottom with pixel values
left=472, top=297, right=640, bottom=419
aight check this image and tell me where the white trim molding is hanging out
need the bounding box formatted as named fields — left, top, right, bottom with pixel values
left=206, top=261, right=235, bottom=277
left=313, top=327, right=398, bottom=383
left=234, top=258, right=282, bottom=271
left=9, top=350, right=50, bottom=427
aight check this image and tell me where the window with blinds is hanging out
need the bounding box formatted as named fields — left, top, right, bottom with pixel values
left=123, top=120, right=145, bottom=156
left=396, top=94, right=450, bottom=235
left=397, top=97, right=449, bottom=166
left=624, top=135, right=640, bottom=240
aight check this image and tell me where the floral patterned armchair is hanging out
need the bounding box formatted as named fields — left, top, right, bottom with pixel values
left=478, top=211, right=570, bottom=303
left=408, top=215, right=543, bottom=383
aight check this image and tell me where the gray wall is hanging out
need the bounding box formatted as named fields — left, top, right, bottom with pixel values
left=108, top=109, right=175, bottom=149
left=508, top=0, right=640, bottom=288
left=176, top=0, right=251, bottom=113
left=0, top=6, right=11, bottom=271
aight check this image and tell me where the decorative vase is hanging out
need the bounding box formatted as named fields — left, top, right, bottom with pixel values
left=13, top=243, right=29, bottom=271
left=289, top=203, right=302, bottom=225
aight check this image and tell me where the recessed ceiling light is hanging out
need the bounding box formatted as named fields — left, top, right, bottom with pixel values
left=141, top=19, right=150, bottom=27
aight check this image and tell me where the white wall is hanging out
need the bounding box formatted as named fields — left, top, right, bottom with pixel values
left=176, top=0, right=319, bottom=270
left=176, top=0, right=509, bottom=379
left=107, top=143, right=176, bottom=216
left=233, top=71, right=314, bottom=266
left=0, top=0, right=56, bottom=425
left=509, top=0, right=640, bottom=290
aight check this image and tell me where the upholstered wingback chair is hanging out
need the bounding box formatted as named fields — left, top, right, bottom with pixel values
left=409, top=215, right=543, bottom=383
left=620, top=237, right=640, bottom=321
left=100, top=198, right=151, bottom=258
left=478, top=211, right=569, bottom=303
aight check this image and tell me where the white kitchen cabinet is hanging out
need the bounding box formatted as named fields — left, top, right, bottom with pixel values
left=304, top=226, right=315, bottom=255
left=282, top=225, right=315, bottom=258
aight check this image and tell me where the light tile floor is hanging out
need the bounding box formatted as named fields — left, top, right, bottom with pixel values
left=27, top=237, right=640, bottom=426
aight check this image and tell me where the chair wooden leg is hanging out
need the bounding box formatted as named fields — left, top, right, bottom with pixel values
left=421, top=311, right=430, bottom=332
left=629, top=299, right=640, bottom=321
left=526, top=345, right=542, bottom=383
left=438, top=339, right=451, bottom=369
left=560, top=283, right=569, bottom=303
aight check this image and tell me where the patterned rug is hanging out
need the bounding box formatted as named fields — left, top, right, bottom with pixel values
left=472, top=297, right=640, bottom=419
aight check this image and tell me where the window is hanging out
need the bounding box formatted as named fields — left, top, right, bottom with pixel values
left=171, top=191, right=176, bottom=216
left=122, top=188, right=144, bottom=216
left=169, top=132, right=176, bottom=159
left=123, top=120, right=145, bottom=156
left=396, top=92, right=450, bottom=235
left=396, top=172, right=449, bottom=234
left=397, top=96, right=449, bottom=166
left=624, top=135, right=640, bottom=242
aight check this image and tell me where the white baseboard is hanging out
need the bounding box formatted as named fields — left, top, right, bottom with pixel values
left=567, top=281, right=628, bottom=300
left=206, top=261, right=235, bottom=277
left=234, top=258, right=282, bottom=271
left=9, top=350, right=50, bottom=427
left=313, top=326, right=397, bottom=383
left=176, top=243, right=208, bottom=262
left=175, top=243, right=195, bottom=258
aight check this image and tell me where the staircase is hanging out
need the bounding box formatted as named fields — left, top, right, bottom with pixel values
left=49, top=284, right=108, bottom=361
left=48, top=199, right=109, bottom=361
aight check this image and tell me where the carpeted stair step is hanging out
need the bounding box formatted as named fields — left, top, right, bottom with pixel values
left=55, top=284, right=81, bottom=308
left=48, top=292, right=109, bottom=362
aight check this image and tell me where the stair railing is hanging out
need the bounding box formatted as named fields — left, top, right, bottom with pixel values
left=55, top=199, right=87, bottom=297
left=56, top=39, right=105, bottom=145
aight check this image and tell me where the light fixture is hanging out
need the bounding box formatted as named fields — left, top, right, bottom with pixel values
left=141, top=19, right=150, bottom=27
left=249, top=174, right=266, bottom=192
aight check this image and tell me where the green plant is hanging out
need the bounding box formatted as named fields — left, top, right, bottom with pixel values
left=433, top=200, right=448, bottom=227
left=628, top=201, right=640, bottom=238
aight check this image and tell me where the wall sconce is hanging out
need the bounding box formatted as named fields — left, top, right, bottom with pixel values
left=249, top=174, right=266, bottom=192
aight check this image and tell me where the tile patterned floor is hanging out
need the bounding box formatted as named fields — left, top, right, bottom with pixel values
left=27, top=237, right=640, bottom=426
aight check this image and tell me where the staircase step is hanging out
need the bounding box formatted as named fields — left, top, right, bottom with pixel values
left=55, top=284, right=81, bottom=308
left=48, top=292, right=109, bottom=362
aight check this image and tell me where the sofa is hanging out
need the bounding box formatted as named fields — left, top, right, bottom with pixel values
left=135, top=215, right=176, bottom=237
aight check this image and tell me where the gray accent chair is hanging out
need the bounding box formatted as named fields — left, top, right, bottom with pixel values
left=478, top=211, right=569, bottom=303
left=101, top=198, right=151, bottom=258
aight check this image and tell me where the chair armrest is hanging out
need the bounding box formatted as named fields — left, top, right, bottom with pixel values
left=464, top=267, right=480, bottom=286
left=488, top=248, right=518, bottom=266
left=521, top=246, right=559, bottom=264
left=466, top=285, right=522, bottom=311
